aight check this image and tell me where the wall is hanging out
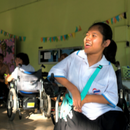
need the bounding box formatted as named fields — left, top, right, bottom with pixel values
left=0, top=0, right=129, bottom=73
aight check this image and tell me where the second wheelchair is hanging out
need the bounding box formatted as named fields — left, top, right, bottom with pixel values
left=7, top=65, right=51, bottom=121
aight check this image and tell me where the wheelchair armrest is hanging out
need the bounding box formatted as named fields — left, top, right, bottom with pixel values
left=41, top=64, right=45, bottom=69
left=44, top=73, right=67, bottom=97
left=43, top=78, right=59, bottom=97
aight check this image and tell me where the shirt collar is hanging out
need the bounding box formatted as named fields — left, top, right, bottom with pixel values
left=76, top=50, right=110, bottom=67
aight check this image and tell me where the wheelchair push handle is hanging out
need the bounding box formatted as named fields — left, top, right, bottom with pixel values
left=49, top=73, right=55, bottom=83
left=49, top=73, right=59, bottom=91
left=43, top=73, right=59, bottom=97
left=41, top=64, right=45, bottom=69
left=115, top=61, right=120, bottom=70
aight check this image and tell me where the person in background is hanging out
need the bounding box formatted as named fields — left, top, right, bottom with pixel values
left=58, top=53, right=68, bottom=62
left=48, top=22, right=127, bottom=130
left=0, top=53, right=10, bottom=101
left=6, top=52, right=35, bottom=82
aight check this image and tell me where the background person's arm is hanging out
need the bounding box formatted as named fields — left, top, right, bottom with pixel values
left=6, top=74, right=13, bottom=82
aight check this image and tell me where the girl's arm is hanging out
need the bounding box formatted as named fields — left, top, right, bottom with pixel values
left=55, top=77, right=81, bottom=110
left=74, top=94, right=110, bottom=112
left=81, top=94, right=110, bottom=106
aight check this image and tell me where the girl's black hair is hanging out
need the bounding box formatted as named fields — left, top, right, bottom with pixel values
left=89, top=22, right=117, bottom=64
left=16, top=52, right=30, bottom=65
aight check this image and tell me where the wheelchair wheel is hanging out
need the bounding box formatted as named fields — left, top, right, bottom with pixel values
left=51, top=91, right=65, bottom=125
left=55, top=94, right=61, bottom=123
left=7, top=88, right=17, bottom=121
left=42, top=92, right=51, bottom=117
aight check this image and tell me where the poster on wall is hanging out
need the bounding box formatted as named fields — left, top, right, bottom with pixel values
left=38, top=46, right=82, bottom=64
left=39, top=49, right=60, bottom=64
left=0, top=38, right=15, bottom=73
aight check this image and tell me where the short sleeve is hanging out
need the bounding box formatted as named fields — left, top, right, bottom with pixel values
left=47, top=54, right=73, bottom=79
left=102, top=65, right=118, bottom=107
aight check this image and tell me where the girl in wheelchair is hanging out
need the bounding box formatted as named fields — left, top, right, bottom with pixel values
left=48, top=22, right=127, bottom=130
left=6, top=52, right=35, bottom=82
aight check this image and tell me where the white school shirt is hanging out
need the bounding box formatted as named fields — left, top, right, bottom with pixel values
left=48, top=50, right=122, bottom=120
left=11, top=64, right=35, bottom=79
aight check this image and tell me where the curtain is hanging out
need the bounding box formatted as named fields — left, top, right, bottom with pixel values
left=0, top=38, right=15, bottom=73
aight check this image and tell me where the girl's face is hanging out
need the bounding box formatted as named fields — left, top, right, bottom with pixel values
left=15, top=58, right=23, bottom=66
left=84, top=25, right=105, bottom=56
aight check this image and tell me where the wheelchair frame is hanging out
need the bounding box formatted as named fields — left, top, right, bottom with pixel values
left=7, top=65, right=51, bottom=121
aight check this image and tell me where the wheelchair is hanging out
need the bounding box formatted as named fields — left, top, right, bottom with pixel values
left=115, top=61, right=130, bottom=129
left=7, top=64, right=51, bottom=121
left=45, top=61, right=130, bottom=129
left=43, top=73, right=67, bottom=125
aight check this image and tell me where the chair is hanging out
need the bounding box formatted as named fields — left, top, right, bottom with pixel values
left=7, top=65, right=51, bottom=121
left=43, top=73, right=66, bottom=125
left=115, top=61, right=130, bottom=129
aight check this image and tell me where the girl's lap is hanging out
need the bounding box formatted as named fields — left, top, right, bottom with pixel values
left=54, top=110, right=127, bottom=130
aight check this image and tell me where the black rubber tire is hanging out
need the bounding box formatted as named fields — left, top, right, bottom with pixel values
left=7, top=88, right=17, bottom=121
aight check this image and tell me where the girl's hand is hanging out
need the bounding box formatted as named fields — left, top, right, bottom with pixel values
left=70, top=88, right=81, bottom=111
left=55, top=77, right=82, bottom=111
left=73, top=106, right=82, bottom=112
left=73, top=96, right=85, bottom=113
left=73, top=96, right=88, bottom=112
left=81, top=99, right=86, bottom=108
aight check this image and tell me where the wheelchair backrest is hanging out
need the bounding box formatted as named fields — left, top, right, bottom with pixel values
left=43, top=73, right=60, bottom=97
left=16, top=68, right=43, bottom=91
left=115, top=61, right=129, bottom=123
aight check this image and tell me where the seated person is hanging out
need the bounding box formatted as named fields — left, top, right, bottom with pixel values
left=6, top=52, right=35, bottom=82
left=0, top=53, right=10, bottom=99
left=48, top=22, right=127, bottom=130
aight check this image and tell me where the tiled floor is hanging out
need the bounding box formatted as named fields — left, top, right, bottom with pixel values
left=0, top=105, right=130, bottom=130
left=0, top=107, right=54, bottom=130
